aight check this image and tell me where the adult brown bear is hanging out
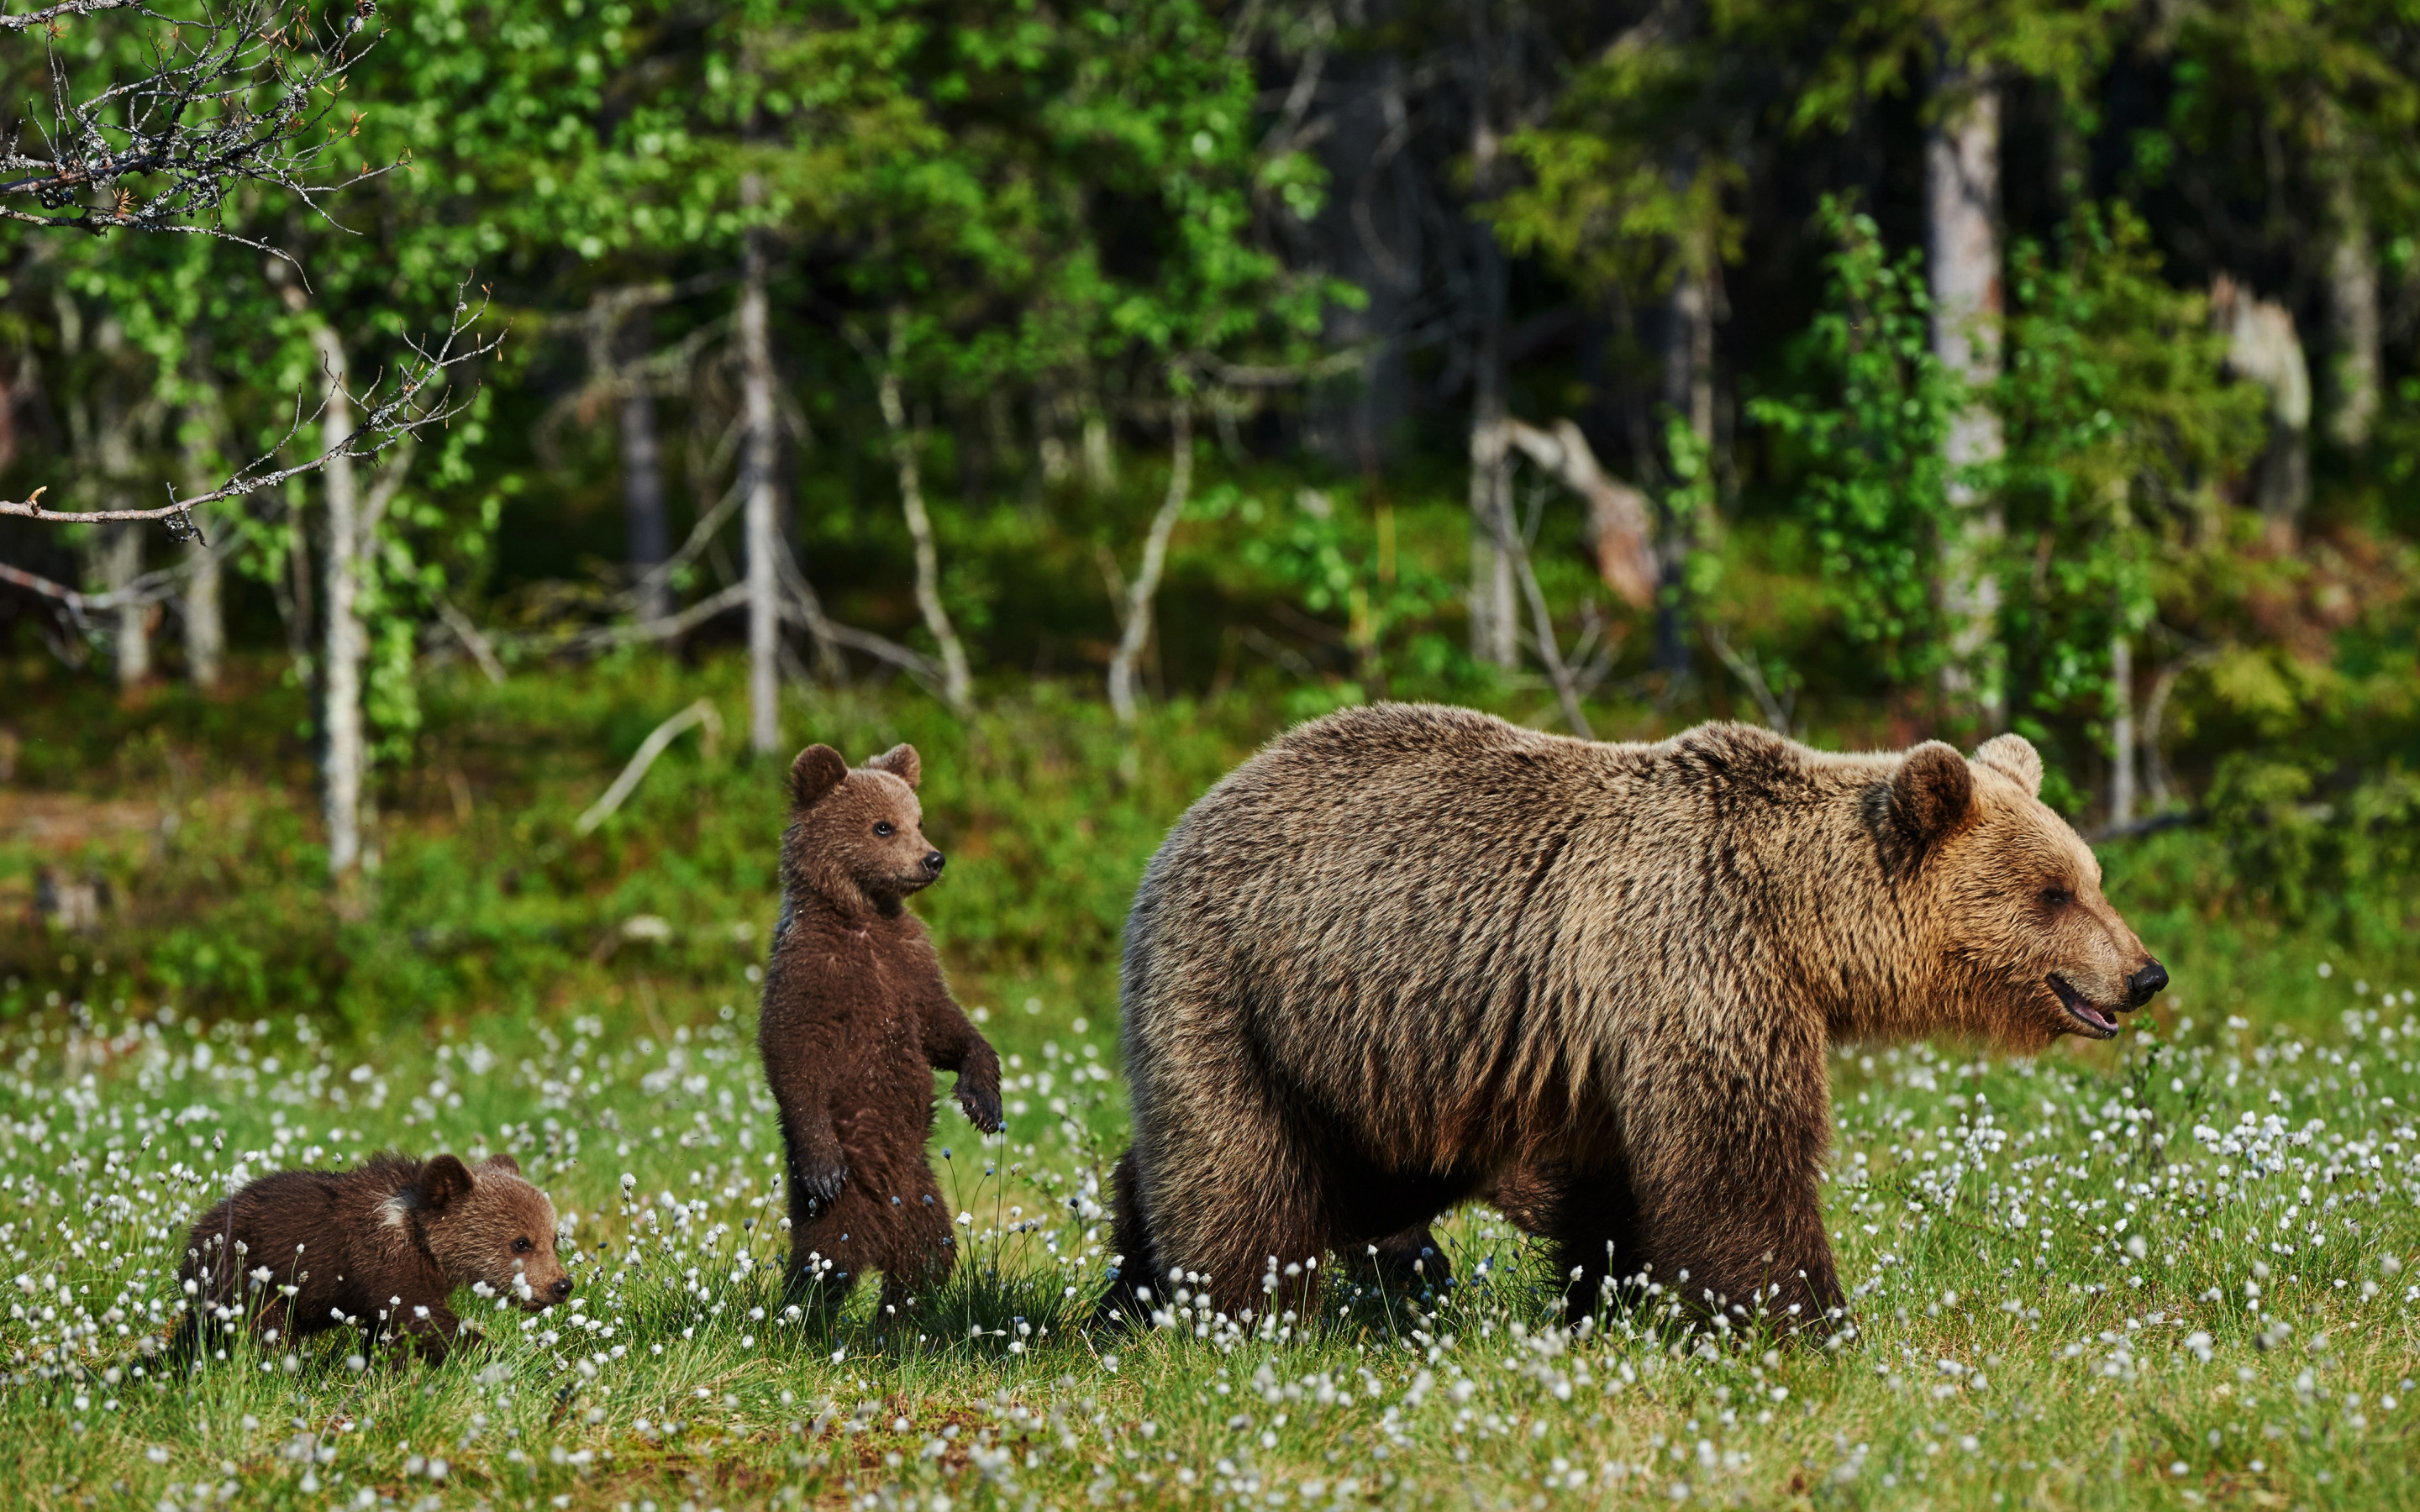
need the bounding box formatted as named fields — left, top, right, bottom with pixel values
left=1101, top=705, right=2164, bottom=1331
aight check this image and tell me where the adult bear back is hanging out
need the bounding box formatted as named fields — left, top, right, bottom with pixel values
left=1104, top=703, right=2162, bottom=1331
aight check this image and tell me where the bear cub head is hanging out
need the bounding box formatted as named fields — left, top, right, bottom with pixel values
left=781, top=743, right=943, bottom=916
left=1887, top=732, right=2167, bottom=1047
left=413, top=1154, right=571, bottom=1310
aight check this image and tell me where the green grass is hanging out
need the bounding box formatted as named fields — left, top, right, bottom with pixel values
left=1, top=659, right=2417, bottom=1509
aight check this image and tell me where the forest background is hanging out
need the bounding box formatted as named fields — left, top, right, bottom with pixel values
left=0, top=0, right=2409, bottom=1019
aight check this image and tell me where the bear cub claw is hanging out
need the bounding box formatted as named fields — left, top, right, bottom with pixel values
left=957, top=1077, right=1004, bottom=1135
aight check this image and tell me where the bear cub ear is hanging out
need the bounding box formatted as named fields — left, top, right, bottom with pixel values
left=477, top=1153, right=522, bottom=1177
left=418, top=1155, right=476, bottom=1215
left=1971, top=732, right=2044, bottom=797
left=865, top=743, right=921, bottom=790
left=1889, top=741, right=1975, bottom=848
left=789, top=744, right=850, bottom=810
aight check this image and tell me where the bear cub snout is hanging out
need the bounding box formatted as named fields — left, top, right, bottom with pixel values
left=759, top=742, right=1003, bottom=1315
left=176, top=1152, right=567, bottom=1364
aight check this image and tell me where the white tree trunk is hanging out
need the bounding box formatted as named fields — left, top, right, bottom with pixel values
left=103, top=525, right=149, bottom=688
left=1109, top=394, right=1192, bottom=723
left=871, top=310, right=972, bottom=711
left=621, top=381, right=671, bottom=627
left=1467, top=322, right=1517, bottom=669
left=2107, top=629, right=2135, bottom=829
left=2323, top=168, right=2380, bottom=450
left=179, top=394, right=225, bottom=690
left=310, top=323, right=366, bottom=880
left=1927, top=74, right=2006, bottom=727
left=92, top=391, right=149, bottom=689
left=1464, top=10, right=1517, bottom=669
left=739, top=173, right=783, bottom=757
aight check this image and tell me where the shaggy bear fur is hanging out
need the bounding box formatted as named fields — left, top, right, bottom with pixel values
left=1102, top=705, right=2166, bottom=1332
left=176, top=1152, right=568, bottom=1363
left=759, top=742, right=1003, bottom=1314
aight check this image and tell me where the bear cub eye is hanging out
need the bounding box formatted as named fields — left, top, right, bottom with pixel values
left=874, top=821, right=896, bottom=837
left=2039, top=886, right=2073, bottom=909
left=513, top=1236, right=534, bottom=1254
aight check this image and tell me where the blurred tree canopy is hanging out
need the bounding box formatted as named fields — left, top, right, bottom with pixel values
left=0, top=0, right=2413, bottom=913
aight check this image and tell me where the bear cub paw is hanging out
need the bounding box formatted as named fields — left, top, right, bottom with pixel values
left=956, top=1075, right=1004, bottom=1135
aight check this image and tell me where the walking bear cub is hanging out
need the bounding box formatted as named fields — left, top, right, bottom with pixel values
left=176, top=1152, right=569, bottom=1363
left=1104, top=706, right=2168, bottom=1335
left=760, top=742, right=1002, bottom=1315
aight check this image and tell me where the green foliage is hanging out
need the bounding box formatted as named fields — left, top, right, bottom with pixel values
left=1748, top=201, right=1964, bottom=690
left=1992, top=204, right=2266, bottom=770
left=1207, top=482, right=1468, bottom=701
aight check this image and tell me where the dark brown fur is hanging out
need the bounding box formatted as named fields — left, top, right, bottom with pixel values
left=1103, top=705, right=2165, bottom=1332
left=176, top=1152, right=567, bottom=1364
left=759, top=742, right=1003, bottom=1314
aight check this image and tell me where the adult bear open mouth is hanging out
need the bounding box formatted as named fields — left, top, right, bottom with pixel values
left=2049, top=974, right=2117, bottom=1037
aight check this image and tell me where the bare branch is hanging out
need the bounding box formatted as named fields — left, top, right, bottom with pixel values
left=0, top=282, right=504, bottom=533
left=0, top=0, right=387, bottom=248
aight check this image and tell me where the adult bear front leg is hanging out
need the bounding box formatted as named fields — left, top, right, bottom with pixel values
left=1130, top=1046, right=1329, bottom=1320
left=1626, top=1033, right=1844, bottom=1336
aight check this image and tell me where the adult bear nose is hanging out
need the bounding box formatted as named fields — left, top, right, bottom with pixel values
left=923, top=850, right=946, bottom=877
left=2126, top=960, right=2169, bottom=1008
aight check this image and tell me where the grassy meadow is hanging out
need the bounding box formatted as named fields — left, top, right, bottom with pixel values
left=1, top=656, right=2417, bottom=1510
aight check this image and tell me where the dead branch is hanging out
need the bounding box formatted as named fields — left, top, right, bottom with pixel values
left=0, top=0, right=386, bottom=246
left=0, top=281, right=503, bottom=534
left=1504, top=417, right=1656, bottom=609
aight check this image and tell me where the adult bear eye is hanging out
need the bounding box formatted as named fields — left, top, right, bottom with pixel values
left=2040, top=886, right=2072, bottom=908
left=874, top=822, right=895, bottom=837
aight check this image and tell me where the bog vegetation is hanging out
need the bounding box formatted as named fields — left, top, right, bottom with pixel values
left=2, top=0, right=2419, bottom=1507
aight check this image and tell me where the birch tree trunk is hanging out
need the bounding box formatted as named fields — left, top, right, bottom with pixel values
left=1464, top=9, right=1517, bottom=669
left=179, top=389, right=226, bottom=691
left=1927, top=71, right=2006, bottom=728
left=1655, top=256, right=1716, bottom=679
left=93, top=391, right=149, bottom=689
left=869, top=310, right=973, bottom=711
left=738, top=172, right=784, bottom=756
left=102, top=526, right=148, bottom=688
left=308, top=322, right=366, bottom=880
left=1108, top=394, right=1192, bottom=723
left=620, top=375, right=671, bottom=627
left=2322, top=166, right=2380, bottom=450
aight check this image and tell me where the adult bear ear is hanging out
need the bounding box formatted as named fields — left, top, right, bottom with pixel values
left=789, top=744, right=849, bottom=810
left=1972, top=732, right=2043, bottom=797
left=477, top=1153, right=521, bottom=1177
left=418, top=1155, right=475, bottom=1215
left=866, top=743, right=921, bottom=790
left=1888, top=741, right=1975, bottom=850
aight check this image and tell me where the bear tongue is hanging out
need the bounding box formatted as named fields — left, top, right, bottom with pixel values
left=2049, top=974, right=2116, bottom=1036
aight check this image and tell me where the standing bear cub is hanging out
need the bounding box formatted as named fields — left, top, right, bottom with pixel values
left=1103, top=705, right=2167, bottom=1333
left=760, top=743, right=1003, bottom=1314
left=176, top=1152, right=569, bottom=1364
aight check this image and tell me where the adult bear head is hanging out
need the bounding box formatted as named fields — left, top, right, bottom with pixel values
left=781, top=743, right=946, bottom=917
left=1882, top=732, right=2166, bottom=1047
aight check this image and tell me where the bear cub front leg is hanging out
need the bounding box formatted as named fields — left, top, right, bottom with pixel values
left=926, top=1007, right=1004, bottom=1134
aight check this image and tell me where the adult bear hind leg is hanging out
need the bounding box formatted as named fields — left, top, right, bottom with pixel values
left=1093, top=1150, right=1163, bottom=1324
